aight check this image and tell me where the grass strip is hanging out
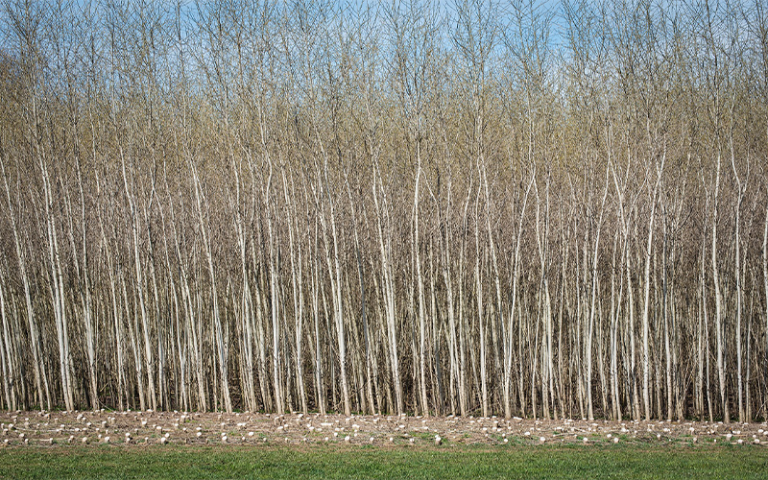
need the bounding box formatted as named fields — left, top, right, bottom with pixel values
left=0, top=443, right=766, bottom=479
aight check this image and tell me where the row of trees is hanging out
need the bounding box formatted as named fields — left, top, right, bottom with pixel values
left=1, top=0, right=767, bottom=422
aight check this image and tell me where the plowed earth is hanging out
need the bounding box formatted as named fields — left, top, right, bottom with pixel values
left=1, top=410, right=767, bottom=448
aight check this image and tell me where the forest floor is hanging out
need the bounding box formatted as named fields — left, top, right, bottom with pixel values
left=2, top=411, right=768, bottom=479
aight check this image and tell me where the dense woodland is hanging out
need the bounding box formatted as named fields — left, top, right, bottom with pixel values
left=0, top=0, right=767, bottom=423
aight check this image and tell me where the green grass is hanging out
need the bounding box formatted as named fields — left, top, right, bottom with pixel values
left=0, top=443, right=766, bottom=479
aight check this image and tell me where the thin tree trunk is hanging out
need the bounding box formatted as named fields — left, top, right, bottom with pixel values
left=414, top=162, right=430, bottom=416
left=0, top=262, right=16, bottom=410
left=763, top=192, right=768, bottom=417
left=0, top=156, right=50, bottom=410
left=372, top=164, right=403, bottom=415
left=190, top=159, right=232, bottom=413
left=712, top=153, right=728, bottom=423
left=474, top=177, right=488, bottom=418
left=505, top=170, right=533, bottom=418
left=730, top=136, right=746, bottom=423
left=121, top=147, right=156, bottom=412
left=41, top=156, right=74, bottom=411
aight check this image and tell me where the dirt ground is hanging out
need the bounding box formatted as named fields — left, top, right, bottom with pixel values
left=2, top=410, right=767, bottom=448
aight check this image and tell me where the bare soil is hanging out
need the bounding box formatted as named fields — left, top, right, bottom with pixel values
left=2, top=410, right=767, bottom=448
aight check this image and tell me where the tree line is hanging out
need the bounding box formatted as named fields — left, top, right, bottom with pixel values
left=0, top=0, right=767, bottom=422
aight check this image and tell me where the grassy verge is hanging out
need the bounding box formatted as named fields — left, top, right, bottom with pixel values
left=0, top=443, right=766, bottom=479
